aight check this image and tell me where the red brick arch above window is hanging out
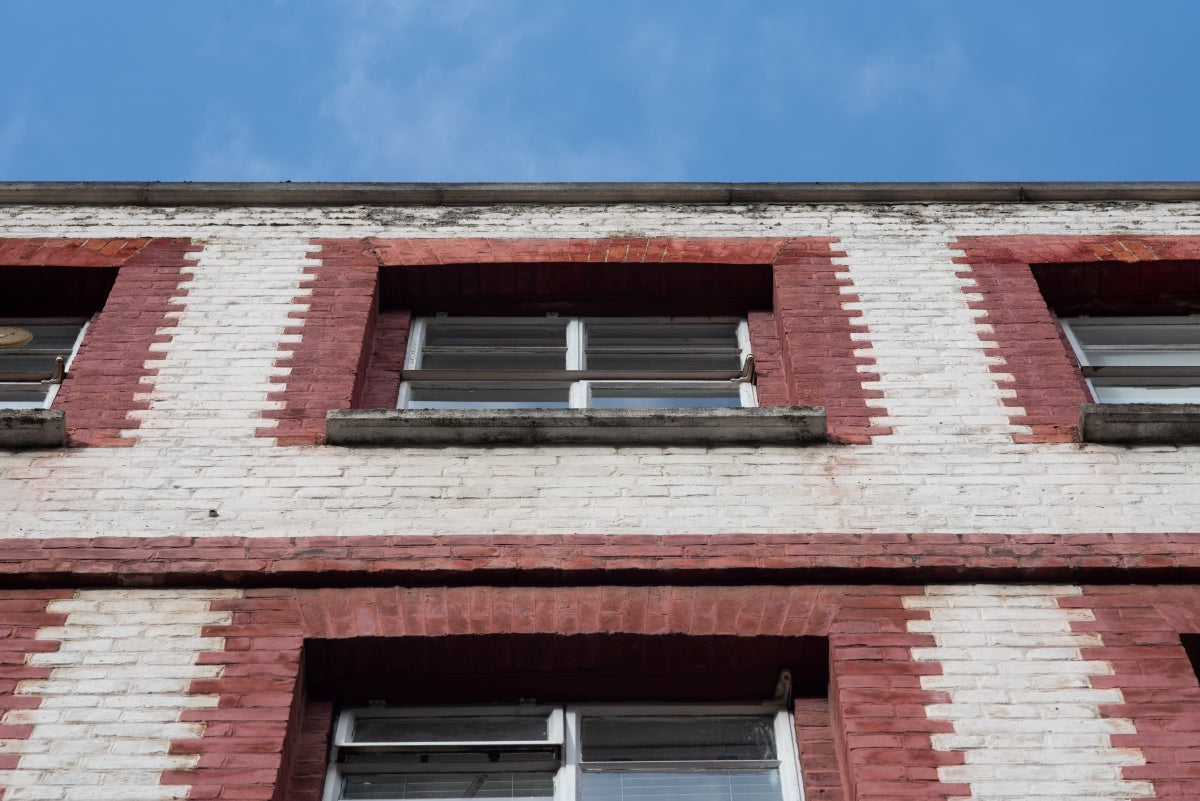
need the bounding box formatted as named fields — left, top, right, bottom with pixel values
left=952, top=236, right=1200, bottom=443
left=266, top=237, right=888, bottom=444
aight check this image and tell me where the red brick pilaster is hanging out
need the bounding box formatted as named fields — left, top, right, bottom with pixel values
left=1066, top=586, right=1200, bottom=800
left=828, top=588, right=966, bottom=801
left=263, top=240, right=380, bottom=445
left=162, top=592, right=304, bottom=801
left=770, top=242, right=888, bottom=443
left=0, top=590, right=71, bottom=799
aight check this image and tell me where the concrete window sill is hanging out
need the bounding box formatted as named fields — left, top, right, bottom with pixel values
left=0, top=409, right=66, bottom=448
left=326, top=407, right=826, bottom=446
left=1080, top=403, right=1200, bottom=444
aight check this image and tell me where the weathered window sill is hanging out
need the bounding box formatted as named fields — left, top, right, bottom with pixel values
left=0, top=409, right=66, bottom=448
left=326, top=407, right=826, bottom=446
left=1080, top=403, right=1200, bottom=444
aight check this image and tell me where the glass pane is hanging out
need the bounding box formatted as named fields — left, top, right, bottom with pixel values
left=1082, top=348, right=1200, bottom=368
left=0, top=322, right=83, bottom=351
left=353, top=716, right=550, bottom=744
left=590, top=385, right=742, bottom=409
left=580, top=771, right=782, bottom=801
left=343, top=772, right=555, bottom=801
left=586, top=322, right=739, bottom=349
left=0, top=353, right=65, bottom=377
left=421, top=351, right=566, bottom=371
left=0, top=386, right=50, bottom=408
left=408, top=385, right=570, bottom=410
left=421, top=321, right=568, bottom=371
left=425, top=322, right=567, bottom=348
left=581, top=717, right=775, bottom=762
left=1092, top=381, right=1200, bottom=403
left=1071, top=322, right=1200, bottom=347
left=586, top=352, right=741, bottom=371
left=585, top=322, right=741, bottom=371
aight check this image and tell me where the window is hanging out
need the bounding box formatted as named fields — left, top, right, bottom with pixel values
left=1062, top=316, right=1200, bottom=403
left=399, top=317, right=756, bottom=410
left=325, top=704, right=802, bottom=801
left=0, top=318, right=87, bottom=408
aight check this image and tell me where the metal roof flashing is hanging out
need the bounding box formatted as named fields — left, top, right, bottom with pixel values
left=1, top=181, right=1199, bottom=207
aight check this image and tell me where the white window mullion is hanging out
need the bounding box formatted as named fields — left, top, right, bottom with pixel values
left=566, top=318, right=585, bottom=370
left=569, top=381, right=590, bottom=409
left=559, top=709, right=582, bottom=801
left=774, top=709, right=805, bottom=801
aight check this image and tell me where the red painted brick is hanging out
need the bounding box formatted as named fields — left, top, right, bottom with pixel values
left=269, top=238, right=885, bottom=444
left=952, top=236, right=1200, bottom=443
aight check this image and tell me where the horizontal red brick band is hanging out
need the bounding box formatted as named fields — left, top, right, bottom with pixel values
left=1, top=533, right=1198, bottom=588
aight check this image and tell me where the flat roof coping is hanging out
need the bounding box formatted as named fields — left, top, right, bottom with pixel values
left=2, top=181, right=1200, bottom=206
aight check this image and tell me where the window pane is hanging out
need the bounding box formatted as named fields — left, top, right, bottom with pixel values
left=0, top=353, right=65, bottom=378
left=1082, top=349, right=1200, bottom=368
left=580, top=771, right=782, bottom=801
left=421, top=351, right=567, bottom=371
left=343, top=772, right=555, bottom=801
left=581, top=717, right=776, bottom=762
left=0, top=322, right=83, bottom=351
left=1092, top=381, right=1200, bottom=403
left=422, top=321, right=568, bottom=371
left=590, top=385, right=742, bottom=409
left=425, top=322, right=567, bottom=348
left=586, top=322, right=739, bottom=349
left=586, top=352, right=742, bottom=371
left=353, top=716, right=550, bottom=744
left=1070, top=320, right=1200, bottom=367
left=585, top=322, right=742, bottom=371
left=408, top=386, right=570, bottom=410
left=1071, top=322, right=1200, bottom=347
left=0, top=386, right=49, bottom=408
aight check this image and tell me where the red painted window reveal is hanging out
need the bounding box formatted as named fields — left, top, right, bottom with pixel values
left=165, top=585, right=962, bottom=801
left=952, top=236, right=1200, bottom=443
left=269, top=237, right=888, bottom=445
left=0, top=238, right=197, bottom=446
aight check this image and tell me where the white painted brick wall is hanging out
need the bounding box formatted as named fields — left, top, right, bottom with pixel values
left=906, top=585, right=1152, bottom=801
left=0, top=589, right=240, bottom=800
left=0, top=202, right=1199, bottom=537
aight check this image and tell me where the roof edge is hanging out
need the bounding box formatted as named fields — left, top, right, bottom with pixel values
left=1, top=181, right=1199, bottom=206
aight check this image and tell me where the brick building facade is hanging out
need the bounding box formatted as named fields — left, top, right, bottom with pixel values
left=1, top=182, right=1199, bottom=800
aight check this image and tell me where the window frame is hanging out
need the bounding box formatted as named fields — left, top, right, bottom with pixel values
left=0, top=316, right=89, bottom=410
left=324, top=703, right=804, bottom=801
left=1061, top=315, right=1200, bottom=404
left=397, top=316, right=757, bottom=411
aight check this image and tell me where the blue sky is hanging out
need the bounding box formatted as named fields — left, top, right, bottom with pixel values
left=2, top=1, right=1198, bottom=182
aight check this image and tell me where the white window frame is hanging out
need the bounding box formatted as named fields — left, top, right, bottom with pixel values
left=324, top=703, right=803, bottom=801
left=397, top=316, right=757, bottom=410
left=1062, top=316, right=1200, bottom=403
left=0, top=317, right=89, bottom=409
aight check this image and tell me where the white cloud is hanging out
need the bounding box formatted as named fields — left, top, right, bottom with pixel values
left=316, top=1, right=688, bottom=180
left=844, top=42, right=969, bottom=116
left=0, top=113, right=27, bottom=173
left=190, top=116, right=287, bottom=181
